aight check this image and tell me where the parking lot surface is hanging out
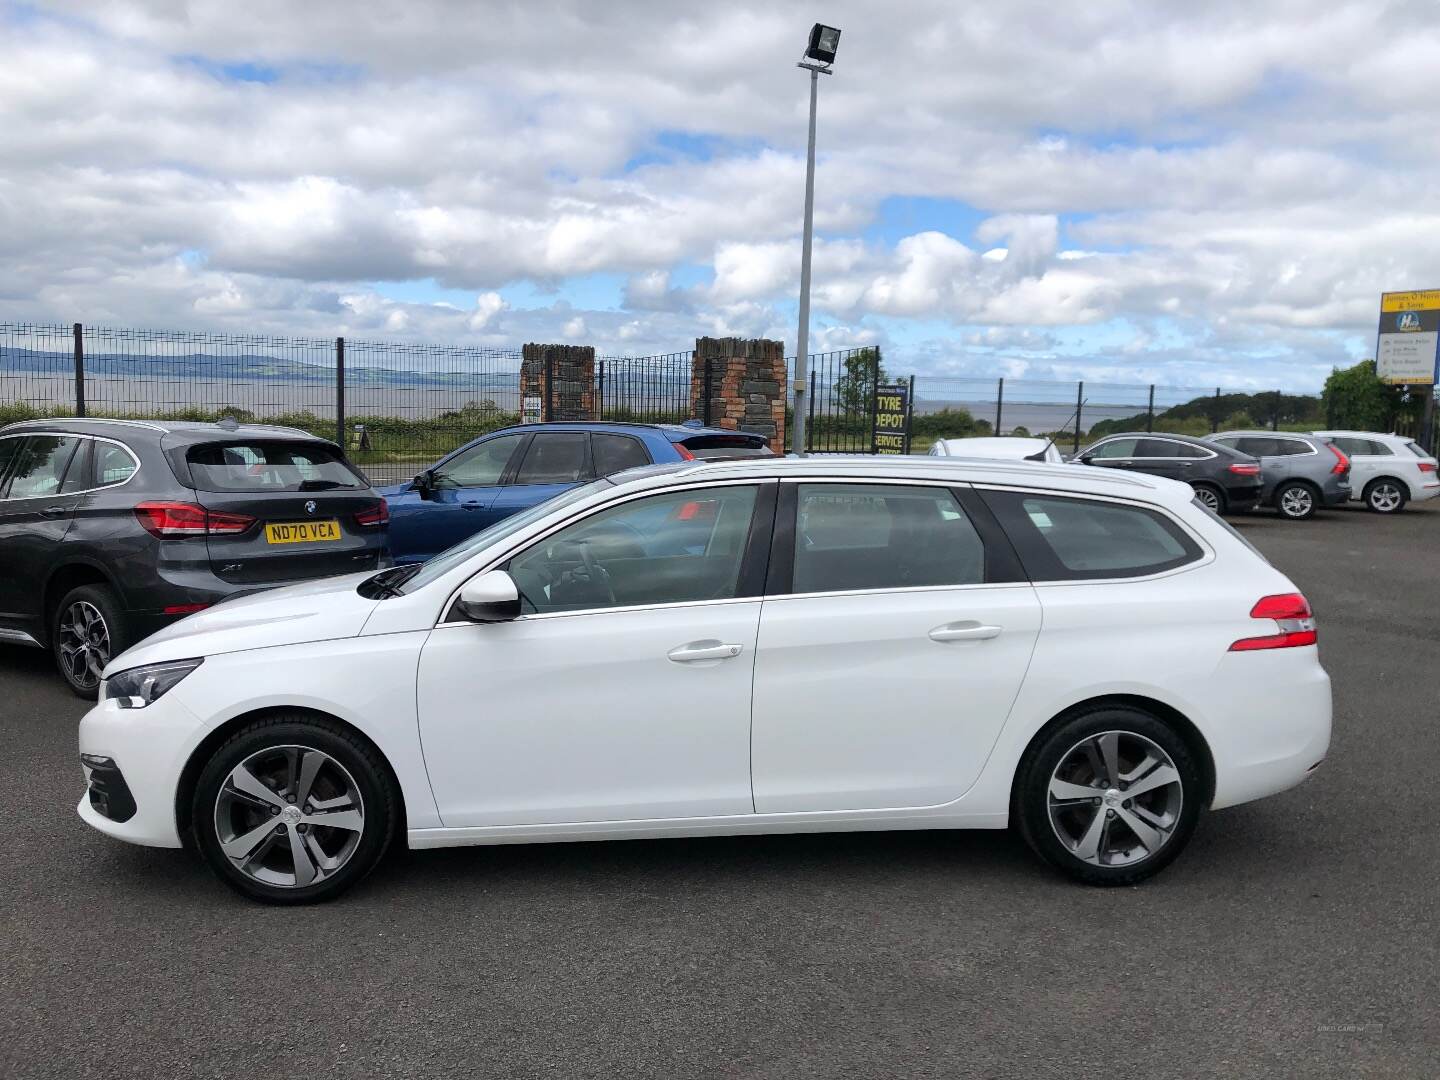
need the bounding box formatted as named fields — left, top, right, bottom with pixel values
left=2, top=504, right=1437, bottom=1079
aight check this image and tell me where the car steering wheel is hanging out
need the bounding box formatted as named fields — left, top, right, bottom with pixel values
left=577, top=540, right=617, bottom=606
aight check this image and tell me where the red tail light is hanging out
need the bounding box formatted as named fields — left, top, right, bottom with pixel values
left=1229, top=593, right=1317, bottom=651
left=163, top=603, right=211, bottom=616
left=354, top=499, right=389, bottom=527
left=1326, top=443, right=1350, bottom=475
left=674, top=442, right=696, bottom=461
left=1419, top=461, right=1437, bottom=474
left=134, top=502, right=255, bottom=538
left=1227, top=462, right=1261, bottom=476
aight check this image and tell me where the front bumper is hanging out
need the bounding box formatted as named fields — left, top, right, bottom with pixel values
left=75, top=690, right=202, bottom=849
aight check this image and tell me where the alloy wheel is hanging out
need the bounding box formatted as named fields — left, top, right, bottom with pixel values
left=57, top=600, right=110, bottom=691
left=1047, top=730, right=1184, bottom=867
left=1279, top=486, right=1314, bottom=518
left=213, top=745, right=366, bottom=888
left=1370, top=483, right=1402, bottom=513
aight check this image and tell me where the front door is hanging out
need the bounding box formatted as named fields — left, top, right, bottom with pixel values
left=417, top=481, right=773, bottom=827
left=388, top=432, right=528, bottom=563
left=750, top=482, right=1042, bottom=813
left=485, top=430, right=596, bottom=526
left=0, top=434, right=84, bottom=626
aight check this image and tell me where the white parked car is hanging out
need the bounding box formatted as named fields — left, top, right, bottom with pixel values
left=1311, top=430, right=1439, bottom=513
left=929, top=436, right=1065, bottom=464
left=78, top=456, right=1331, bottom=903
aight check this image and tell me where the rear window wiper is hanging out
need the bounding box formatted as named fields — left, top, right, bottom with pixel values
left=298, top=479, right=355, bottom=491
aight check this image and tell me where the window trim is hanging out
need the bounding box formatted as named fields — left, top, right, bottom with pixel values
left=435, top=478, right=777, bottom=626
left=973, top=483, right=1213, bottom=585
left=763, top=477, right=1021, bottom=600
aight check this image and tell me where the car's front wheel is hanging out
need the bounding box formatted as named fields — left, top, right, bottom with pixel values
left=192, top=715, right=397, bottom=904
left=1274, top=481, right=1318, bottom=520
left=1014, top=706, right=1203, bottom=886
left=1364, top=478, right=1407, bottom=514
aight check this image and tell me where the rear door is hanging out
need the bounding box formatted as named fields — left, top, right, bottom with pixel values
left=1331, top=437, right=1384, bottom=492
left=1127, top=437, right=1212, bottom=482
left=179, top=439, right=386, bottom=586
left=0, top=434, right=84, bottom=623
left=749, top=481, right=1042, bottom=812
left=485, top=430, right=595, bottom=524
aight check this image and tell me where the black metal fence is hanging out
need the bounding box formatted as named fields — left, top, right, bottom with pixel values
left=797, top=347, right=887, bottom=453
left=597, top=352, right=692, bottom=424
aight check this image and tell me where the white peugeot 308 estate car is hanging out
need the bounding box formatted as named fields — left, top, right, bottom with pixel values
left=78, top=456, right=1331, bottom=903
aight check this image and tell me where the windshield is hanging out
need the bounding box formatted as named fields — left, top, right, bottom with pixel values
left=186, top=441, right=363, bottom=492
left=399, top=478, right=613, bottom=592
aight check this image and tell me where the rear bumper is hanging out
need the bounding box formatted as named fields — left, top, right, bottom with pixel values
left=1224, top=486, right=1263, bottom=511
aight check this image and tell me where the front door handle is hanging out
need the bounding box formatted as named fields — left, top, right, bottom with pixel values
left=929, top=622, right=1002, bottom=643
left=667, top=640, right=744, bottom=663
left=40, top=505, right=68, bottom=518
left=461, top=502, right=482, bottom=511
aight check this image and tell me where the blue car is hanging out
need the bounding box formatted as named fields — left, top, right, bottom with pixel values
left=378, top=422, right=772, bottom=564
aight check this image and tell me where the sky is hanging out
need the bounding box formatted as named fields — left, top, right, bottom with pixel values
left=4, top=0, right=1440, bottom=391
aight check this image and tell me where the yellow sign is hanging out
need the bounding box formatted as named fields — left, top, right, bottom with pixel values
left=1380, top=290, right=1440, bottom=312
left=265, top=520, right=342, bottom=544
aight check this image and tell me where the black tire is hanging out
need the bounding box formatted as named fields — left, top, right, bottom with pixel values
left=192, top=714, right=397, bottom=904
left=1190, top=482, right=1226, bottom=515
left=1274, top=480, right=1319, bottom=520
left=1363, top=478, right=1408, bottom=514
left=1013, top=705, right=1203, bottom=887
left=52, top=583, right=128, bottom=700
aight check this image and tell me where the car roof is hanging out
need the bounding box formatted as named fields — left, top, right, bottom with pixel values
left=1214, top=430, right=1321, bottom=441
left=0, top=417, right=326, bottom=443
left=1090, top=431, right=1212, bottom=444
left=1312, top=430, right=1403, bottom=439
left=936, top=436, right=1051, bottom=451
left=604, top=454, right=1196, bottom=508
left=486, top=421, right=762, bottom=443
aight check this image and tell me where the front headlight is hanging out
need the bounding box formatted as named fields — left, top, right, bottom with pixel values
left=103, top=658, right=203, bottom=709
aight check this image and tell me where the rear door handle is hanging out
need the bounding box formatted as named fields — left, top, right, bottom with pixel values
left=929, top=622, right=1002, bottom=643
left=667, top=640, right=744, bottom=663
left=40, top=506, right=68, bottom=518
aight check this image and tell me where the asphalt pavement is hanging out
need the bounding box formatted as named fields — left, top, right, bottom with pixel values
left=2, top=502, right=1437, bottom=1079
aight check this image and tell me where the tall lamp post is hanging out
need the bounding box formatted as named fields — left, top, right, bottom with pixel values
left=791, top=23, right=840, bottom=456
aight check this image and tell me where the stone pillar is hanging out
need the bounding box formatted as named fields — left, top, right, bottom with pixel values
left=520, top=344, right=596, bottom=421
left=691, top=337, right=787, bottom=453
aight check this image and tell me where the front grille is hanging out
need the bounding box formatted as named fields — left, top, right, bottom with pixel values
left=82, top=755, right=137, bottom=823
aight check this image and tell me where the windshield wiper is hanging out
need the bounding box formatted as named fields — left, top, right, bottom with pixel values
left=298, top=479, right=355, bottom=491
left=359, top=563, right=422, bottom=600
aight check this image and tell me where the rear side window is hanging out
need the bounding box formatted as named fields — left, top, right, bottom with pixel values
left=981, top=490, right=1203, bottom=581
left=5, top=435, right=80, bottom=500
left=94, top=442, right=139, bottom=486
left=512, top=432, right=591, bottom=485
left=680, top=434, right=774, bottom=460
left=187, top=441, right=362, bottom=492
left=1137, top=439, right=1207, bottom=458
left=592, top=433, right=651, bottom=476
left=791, top=484, right=986, bottom=593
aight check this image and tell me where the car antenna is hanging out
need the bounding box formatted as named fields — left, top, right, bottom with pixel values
left=1033, top=398, right=1088, bottom=461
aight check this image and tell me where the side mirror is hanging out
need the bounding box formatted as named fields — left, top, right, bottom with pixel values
left=456, top=570, right=521, bottom=623
left=413, top=470, right=435, bottom=498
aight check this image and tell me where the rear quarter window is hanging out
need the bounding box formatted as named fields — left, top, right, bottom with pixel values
left=186, top=441, right=363, bottom=492
left=979, top=490, right=1204, bottom=581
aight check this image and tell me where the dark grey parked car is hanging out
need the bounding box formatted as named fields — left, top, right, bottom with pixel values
left=0, top=418, right=389, bottom=697
left=1072, top=432, right=1263, bottom=514
left=1207, top=431, right=1351, bottom=519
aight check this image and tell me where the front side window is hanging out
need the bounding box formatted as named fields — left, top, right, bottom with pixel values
left=437, top=433, right=526, bottom=488
left=512, top=432, right=590, bottom=485
left=5, top=435, right=80, bottom=500
left=506, top=485, right=760, bottom=614
left=1089, top=438, right=1138, bottom=460
left=982, top=490, right=1202, bottom=581
left=792, top=484, right=986, bottom=593
left=187, top=441, right=361, bottom=492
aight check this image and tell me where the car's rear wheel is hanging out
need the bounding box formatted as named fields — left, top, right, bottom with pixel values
left=1190, top=482, right=1225, bottom=515
left=52, top=583, right=127, bottom=700
left=1014, top=706, right=1203, bottom=886
left=192, top=715, right=397, bottom=904
left=1275, top=481, right=1318, bottom=520
left=1364, top=478, right=1407, bottom=514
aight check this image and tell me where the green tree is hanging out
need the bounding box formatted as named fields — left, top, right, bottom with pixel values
left=831, top=348, right=886, bottom=416
left=1322, top=359, right=1418, bottom=431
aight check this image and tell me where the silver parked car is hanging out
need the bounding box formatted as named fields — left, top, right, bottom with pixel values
left=1206, top=431, right=1351, bottom=519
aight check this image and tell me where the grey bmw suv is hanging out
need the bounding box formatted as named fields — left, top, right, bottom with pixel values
left=0, top=418, right=389, bottom=696
left=1207, top=431, right=1351, bottom=520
